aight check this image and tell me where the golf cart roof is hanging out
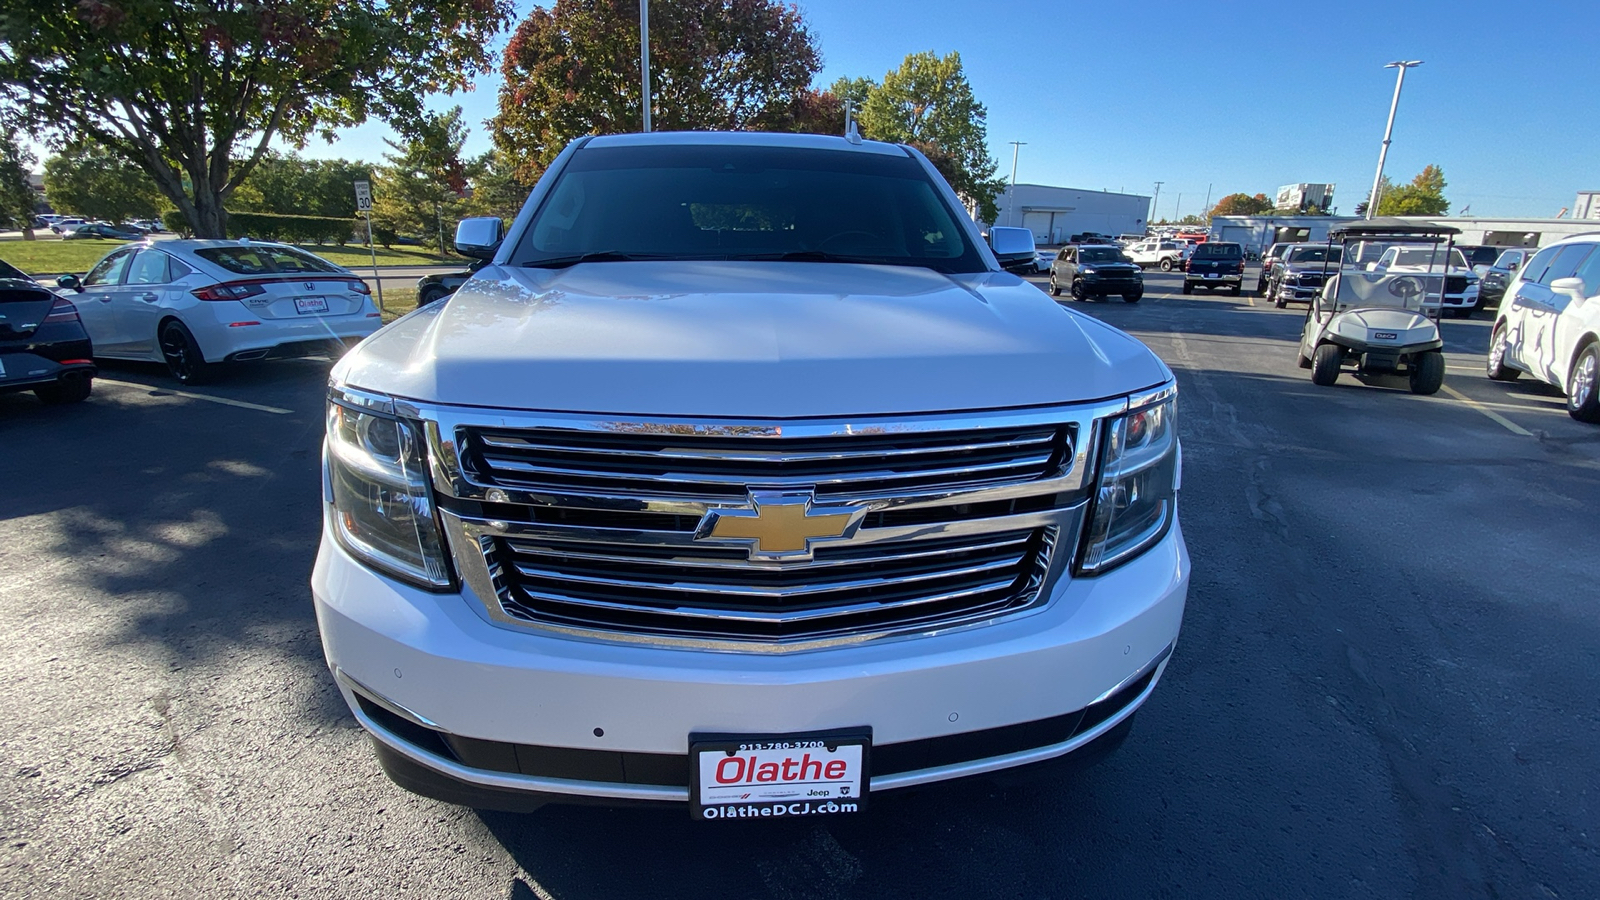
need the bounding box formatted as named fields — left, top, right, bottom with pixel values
left=1330, top=218, right=1461, bottom=239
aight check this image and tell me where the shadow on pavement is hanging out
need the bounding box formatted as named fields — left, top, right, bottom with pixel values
left=0, top=356, right=345, bottom=721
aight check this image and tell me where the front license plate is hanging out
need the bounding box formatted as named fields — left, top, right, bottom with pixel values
left=690, top=729, right=870, bottom=820
left=1205, top=273, right=1219, bottom=279
left=295, top=297, right=329, bottom=315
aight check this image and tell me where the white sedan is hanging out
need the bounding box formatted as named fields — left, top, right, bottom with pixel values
left=1034, top=247, right=1054, bottom=272
left=56, top=239, right=383, bottom=384
left=1486, top=234, right=1600, bottom=422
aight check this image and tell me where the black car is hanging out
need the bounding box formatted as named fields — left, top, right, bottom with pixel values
left=1478, top=247, right=1535, bottom=309
left=1263, top=243, right=1342, bottom=308
left=1182, top=242, right=1245, bottom=295
left=416, top=259, right=486, bottom=305
left=0, top=275, right=96, bottom=404
left=1047, top=243, right=1143, bottom=302
left=62, top=223, right=143, bottom=241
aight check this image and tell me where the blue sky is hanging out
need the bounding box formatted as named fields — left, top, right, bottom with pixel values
left=303, top=0, right=1599, bottom=218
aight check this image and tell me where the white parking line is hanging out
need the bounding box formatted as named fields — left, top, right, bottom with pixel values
left=98, top=378, right=293, bottom=415
left=1440, top=384, right=1533, bottom=436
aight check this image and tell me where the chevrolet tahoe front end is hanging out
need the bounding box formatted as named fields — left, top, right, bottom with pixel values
left=311, top=132, right=1189, bottom=817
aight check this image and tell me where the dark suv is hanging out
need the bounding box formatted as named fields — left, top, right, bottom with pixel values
left=416, top=259, right=487, bottom=306
left=1047, top=243, right=1144, bottom=302
left=1183, top=242, right=1244, bottom=295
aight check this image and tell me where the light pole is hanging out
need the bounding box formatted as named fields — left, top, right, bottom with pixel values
left=1366, top=60, right=1422, bottom=219
left=1006, top=141, right=1026, bottom=227
left=1151, top=181, right=1163, bottom=229
left=639, top=0, right=652, bottom=132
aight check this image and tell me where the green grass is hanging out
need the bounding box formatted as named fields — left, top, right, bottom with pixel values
left=376, top=287, right=420, bottom=324
left=0, top=238, right=450, bottom=276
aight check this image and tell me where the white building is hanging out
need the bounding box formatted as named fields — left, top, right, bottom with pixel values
left=988, top=184, right=1151, bottom=245
left=1573, top=191, right=1600, bottom=220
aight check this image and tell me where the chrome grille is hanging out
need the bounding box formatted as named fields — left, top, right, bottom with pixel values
left=422, top=404, right=1117, bottom=650
left=460, top=424, right=1066, bottom=499
left=484, top=528, right=1054, bottom=641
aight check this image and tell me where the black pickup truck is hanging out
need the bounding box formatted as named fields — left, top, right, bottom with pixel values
left=1182, top=242, right=1245, bottom=296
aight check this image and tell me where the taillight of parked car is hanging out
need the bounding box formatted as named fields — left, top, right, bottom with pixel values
left=42, top=298, right=82, bottom=324
left=192, top=282, right=268, bottom=302
left=1236, top=261, right=1246, bottom=274
left=348, top=280, right=372, bottom=295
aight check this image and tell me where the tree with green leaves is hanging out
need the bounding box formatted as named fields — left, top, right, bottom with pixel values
left=42, top=142, right=165, bottom=223
left=1378, top=165, right=1449, bottom=216
left=855, top=52, right=1004, bottom=222
left=464, top=150, right=532, bottom=224
left=493, top=0, right=826, bottom=182
left=371, top=107, right=479, bottom=253
left=0, top=0, right=512, bottom=238
left=235, top=153, right=376, bottom=220
left=1209, top=192, right=1274, bottom=218
left=0, top=124, right=38, bottom=238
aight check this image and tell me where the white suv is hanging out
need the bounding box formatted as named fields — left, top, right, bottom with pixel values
left=57, top=239, right=382, bottom=383
left=1486, top=235, right=1600, bottom=422
left=313, top=132, right=1189, bottom=818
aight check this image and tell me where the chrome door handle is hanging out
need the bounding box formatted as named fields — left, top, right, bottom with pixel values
left=137, top=292, right=158, bottom=302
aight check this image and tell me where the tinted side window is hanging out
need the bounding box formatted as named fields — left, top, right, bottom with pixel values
left=126, top=251, right=170, bottom=285
left=1539, top=244, right=1593, bottom=285
left=83, top=249, right=133, bottom=286
left=1576, top=247, right=1600, bottom=297
left=1520, top=246, right=1561, bottom=284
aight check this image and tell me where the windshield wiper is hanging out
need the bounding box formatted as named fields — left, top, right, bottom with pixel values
left=736, top=250, right=890, bottom=264
left=522, top=251, right=652, bottom=269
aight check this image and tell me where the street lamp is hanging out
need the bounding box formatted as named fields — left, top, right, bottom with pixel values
left=639, top=0, right=652, bottom=132
left=1007, top=141, right=1026, bottom=227
left=1366, top=60, right=1422, bottom=219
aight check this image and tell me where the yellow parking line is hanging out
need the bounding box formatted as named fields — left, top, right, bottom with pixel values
left=1440, top=384, right=1533, bottom=436
left=98, top=378, right=293, bottom=415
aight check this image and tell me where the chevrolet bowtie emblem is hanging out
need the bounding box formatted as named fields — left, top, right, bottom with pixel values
left=696, top=491, right=865, bottom=561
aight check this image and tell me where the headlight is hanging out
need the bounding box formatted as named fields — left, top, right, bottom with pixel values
left=325, top=389, right=452, bottom=588
left=1078, top=387, right=1178, bottom=574
left=1080, top=266, right=1098, bottom=275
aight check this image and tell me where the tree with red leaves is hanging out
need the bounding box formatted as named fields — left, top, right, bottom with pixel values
left=492, top=0, right=831, bottom=183
left=0, top=0, right=513, bottom=237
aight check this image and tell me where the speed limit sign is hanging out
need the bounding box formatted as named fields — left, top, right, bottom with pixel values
left=354, top=180, right=372, bottom=212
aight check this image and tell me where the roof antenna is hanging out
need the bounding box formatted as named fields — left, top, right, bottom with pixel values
left=844, top=99, right=861, bottom=145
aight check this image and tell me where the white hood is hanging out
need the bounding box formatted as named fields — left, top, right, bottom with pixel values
left=335, top=262, right=1171, bottom=418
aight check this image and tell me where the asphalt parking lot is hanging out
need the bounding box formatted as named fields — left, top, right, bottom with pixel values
left=3, top=268, right=1597, bottom=899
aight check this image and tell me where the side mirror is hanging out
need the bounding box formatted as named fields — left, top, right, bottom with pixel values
left=56, top=274, right=83, bottom=292
left=988, top=226, right=1035, bottom=257
left=454, top=217, right=504, bottom=260
left=1550, top=276, right=1588, bottom=300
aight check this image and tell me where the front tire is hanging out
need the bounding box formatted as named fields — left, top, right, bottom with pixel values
left=1123, top=291, right=1142, bottom=303
left=1230, top=284, right=1241, bottom=297
left=1409, top=350, right=1446, bottom=395
left=160, top=320, right=217, bottom=385
left=419, top=287, right=445, bottom=306
left=1486, top=323, right=1520, bottom=381
left=1568, top=344, right=1600, bottom=423
left=1070, top=278, right=1086, bottom=302
left=1311, top=343, right=1342, bottom=386
left=35, top=378, right=92, bottom=404
left=1181, top=281, right=1193, bottom=295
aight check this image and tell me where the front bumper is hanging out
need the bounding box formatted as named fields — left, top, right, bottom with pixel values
left=313, top=521, right=1189, bottom=804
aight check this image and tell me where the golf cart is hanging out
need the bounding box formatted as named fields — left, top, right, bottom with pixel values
left=1297, top=219, right=1454, bottom=395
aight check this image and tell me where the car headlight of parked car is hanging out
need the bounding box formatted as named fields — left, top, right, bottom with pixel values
left=325, top=389, right=452, bottom=588
left=1078, top=387, right=1178, bottom=574
left=1080, top=266, right=1098, bottom=275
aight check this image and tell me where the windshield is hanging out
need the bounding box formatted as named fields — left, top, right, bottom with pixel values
left=1193, top=243, right=1242, bottom=259
left=1460, top=246, right=1501, bottom=267
left=1079, top=247, right=1129, bottom=263
left=1285, top=246, right=1342, bottom=265
left=1388, top=247, right=1468, bottom=269
left=512, top=144, right=985, bottom=273
left=195, top=245, right=342, bottom=275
